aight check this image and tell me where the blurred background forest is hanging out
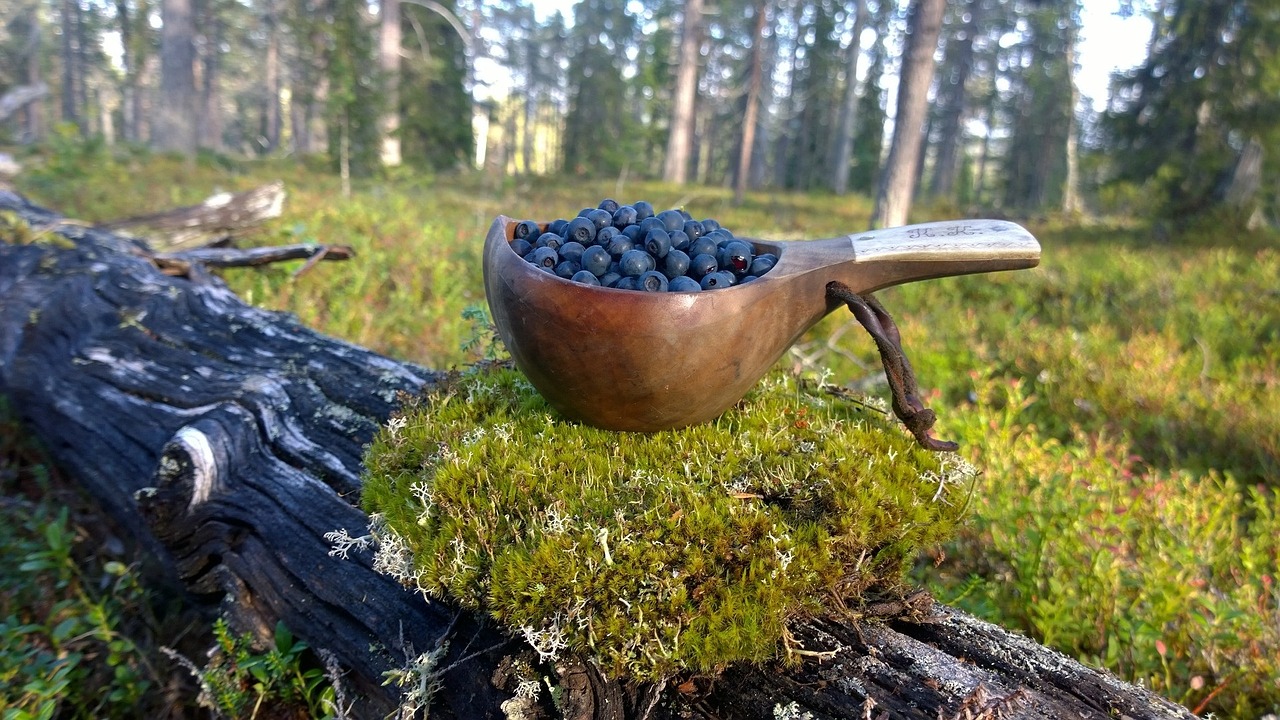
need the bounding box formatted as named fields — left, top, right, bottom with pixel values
left=2, top=0, right=1279, bottom=718
left=2, top=0, right=1277, bottom=224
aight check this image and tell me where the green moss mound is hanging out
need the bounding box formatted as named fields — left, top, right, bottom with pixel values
left=361, top=363, right=973, bottom=680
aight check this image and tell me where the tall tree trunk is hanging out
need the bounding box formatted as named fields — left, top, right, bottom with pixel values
left=60, top=0, right=80, bottom=130
left=154, top=0, right=197, bottom=154
left=378, top=0, right=402, bottom=167
left=929, top=0, right=980, bottom=200
left=75, top=0, right=91, bottom=132
left=734, top=0, right=768, bottom=205
left=199, top=1, right=224, bottom=150
left=663, top=0, right=704, bottom=184
left=831, top=0, right=867, bottom=195
left=1061, top=17, right=1083, bottom=215
left=871, top=0, right=946, bottom=229
left=263, top=0, right=282, bottom=153
left=24, top=5, right=45, bottom=142
left=974, top=89, right=995, bottom=204
left=115, top=0, right=136, bottom=142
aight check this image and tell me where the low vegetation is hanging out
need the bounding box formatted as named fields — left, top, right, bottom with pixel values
left=5, top=144, right=1279, bottom=716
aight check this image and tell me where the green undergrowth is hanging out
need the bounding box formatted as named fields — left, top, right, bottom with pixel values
left=360, top=363, right=973, bottom=681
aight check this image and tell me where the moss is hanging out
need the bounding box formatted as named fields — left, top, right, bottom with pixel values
left=361, top=362, right=972, bottom=681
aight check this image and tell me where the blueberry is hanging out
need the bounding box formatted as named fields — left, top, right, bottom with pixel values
left=679, top=209, right=693, bottom=221
left=637, top=270, right=669, bottom=292
left=700, top=271, right=735, bottom=290
left=566, top=216, right=596, bottom=245
left=559, top=241, right=586, bottom=264
left=548, top=218, right=570, bottom=235
left=510, top=238, right=534, bottom=257
left=633, top=200, right=655, bottom=222
left=740, top=275, right=758, bottom=283
left=644, top=228, right=671, bottom=258
left=514, top=219, right=540, bottom=240
left=600, top=271, right=622, bottom=288
left=607, top=235, right=634, bottom=258
left=595, top=226, right=620, bottom=246
left=657, top=209, right=685, bottom=233
left=700, top=218, right=720, bottom=233
left=598, top=198, right=620, bottom=214
left=639, top=216, right=665, bottom=234
left=682, top=220, right=704, bottom=241
left=689, top=253, right=718, bottom=278
left=689, top=236, right=718, bottom=260
left=527, top=246, right=558, bottom=270
left=586, top=208, right=613, bottom=231
left=614, top=276, right=637, bottom=290
left=577, top=207, right=594, bottom=217
left=668, top=275, right=702, bottom=292
left=621, top=224, right=643, bottom=241
left=612, top=205, right=638, bottom=228
left=535, top=232, right=563, bottom=251
left=722, top=241, right=753, bottom=276
left=581, top=245, right=612, bottom=277
left=749, top=253, right=777, bottom=276
left=668, top=229, right=691, bottom=251
left=555, top=260, right=581, bottom=278
left=662, top=249, right=690, bottom=279
left=572, top=269, right=601, bottom=286
left=620, top=249, right=655, bottom=277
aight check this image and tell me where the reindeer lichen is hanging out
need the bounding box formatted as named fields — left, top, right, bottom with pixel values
left=360, top=362, right=972, bottom=681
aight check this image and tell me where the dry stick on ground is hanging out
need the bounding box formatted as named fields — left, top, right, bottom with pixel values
left=102, top=180, right=288, bottom=251
left=0, top=188, right=1196, bottom=720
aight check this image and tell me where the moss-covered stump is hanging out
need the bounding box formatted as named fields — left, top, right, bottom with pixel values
left=361, top=363, right=973, bottom=682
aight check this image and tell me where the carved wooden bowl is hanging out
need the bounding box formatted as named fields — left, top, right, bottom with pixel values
left=483, top=216, right=1040, bottom=432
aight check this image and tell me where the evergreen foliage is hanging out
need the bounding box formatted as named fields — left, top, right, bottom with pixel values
left=561, top=0, right=640, bottom=176
left=361, top=363, right=970, bottom=680
left=325, top=0, right=381, bottom=177
left=399, top=0, right=474, bottom=171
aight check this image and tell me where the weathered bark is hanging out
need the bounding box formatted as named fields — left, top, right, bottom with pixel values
left=102, top=181, right=287, bottom=251
left=0, top=190, right=1198, bottom=720
left=0, top=83, right=49, bottom=123
left=871, top=0, right=946, bottom=229
left=663, top=0, right=704, bottom=184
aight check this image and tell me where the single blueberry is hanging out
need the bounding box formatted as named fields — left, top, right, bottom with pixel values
left=689, top=235, right=718, bottom=259
left=668, top=229, right=691, bottom=251
left=700, top=218, right=721, bottom=233
left=548, top=218, right=570, bottom=235
left=633, top=200, right=655, bottom=222
left=620, top=249, right=655, bottom=277
left=639, top=216, right=665, bottom=234
left=587, top=208, right=613, bottom=231
left=527, top=246, right=558, bottom=270
left=621, top=224, right=643, bottom=241
left=679, top=209, right=693, bottom=221
left=595, top=226, right=620, bottom=246
left=581, top=245, right=612, bottom=277
left=600, top=271, right=623, bottom=288
left=566, top=216, right=596, bottom=245
left=700, top=271, right=735, bottom=290
left=598, top=198, right=621, bottom=213
left=682, top=220, right=704, bottom=240
left=555, top=260, right=581, bottom=278
left=572, top=269, right=601, bottom=286
left=644, top=228, right=671, bottom=258
left=657, top=209, right=685, bottom=233
left=689, top=253, right=718, bottom=278
left=637, top=270, right=669, bottom=292
left=559, top=241, right=586, bottom=264
left=606, top=235, right=634, bottom=258
left=614, top=276, right=637, bottom=291
left=668, top=275, right=702, bottom=292
left=723, top=241, right=753, bottom=276
left=510, top=238, right=534, bottom=257
left=514, top=219, right=540, bottom=240
left=740, top=275, right=758, bottom=283
left=749, top=253, right=777, bottom=276
left=662, top=249, right=690, bottom=279
left=612, top=205, right=638, bottom=228
left=535, top=232, right=563, bottom=251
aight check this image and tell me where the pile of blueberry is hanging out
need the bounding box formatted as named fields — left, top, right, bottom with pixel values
left=509, top=199, right=777, bottom=292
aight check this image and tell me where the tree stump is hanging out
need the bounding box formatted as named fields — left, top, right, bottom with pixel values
left=0, top=189, right=1195, bottom=720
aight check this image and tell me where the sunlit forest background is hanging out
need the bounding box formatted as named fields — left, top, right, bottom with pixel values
left=1, top=0, right=1279, bottom=717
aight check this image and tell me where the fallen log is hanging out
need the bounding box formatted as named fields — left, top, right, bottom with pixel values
left=102, top=181, right=288, bottom=251
left=0, top=189, right=1196, bottom=720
